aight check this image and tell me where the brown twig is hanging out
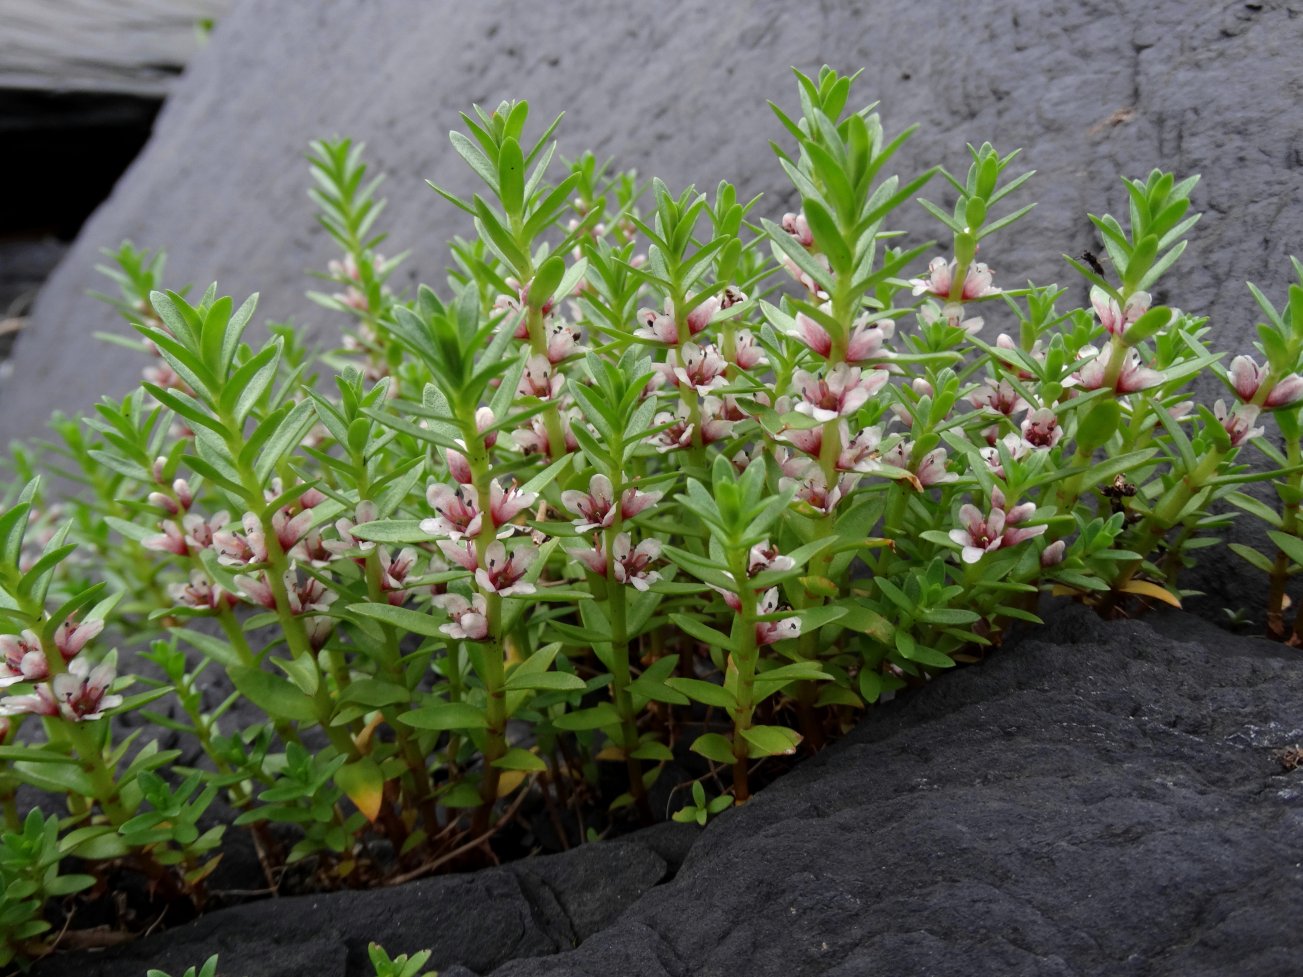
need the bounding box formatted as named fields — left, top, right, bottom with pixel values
left=383, top=787, right=529, bottom=887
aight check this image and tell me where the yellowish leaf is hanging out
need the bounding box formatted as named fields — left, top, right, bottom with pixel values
left=334, top=757, right=386, bottom=823
left=496, top=769, right=528, bottom=798
left=1119, top=579, right=1182, bottom=608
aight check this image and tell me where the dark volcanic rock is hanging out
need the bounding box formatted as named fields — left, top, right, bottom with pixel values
left=478, top=606, right=1303, bottom=977
left=35, top=608, right=1303, bottom=976
left=32, top=837, right=675, bottom=977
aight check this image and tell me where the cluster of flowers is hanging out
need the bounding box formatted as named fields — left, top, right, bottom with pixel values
left=140, top=472, right=421, bottom=650
left=0, top=617, right=115, bottom=723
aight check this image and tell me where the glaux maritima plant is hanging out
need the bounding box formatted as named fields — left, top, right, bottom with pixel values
left=3, top=66, right=1302, bottom=962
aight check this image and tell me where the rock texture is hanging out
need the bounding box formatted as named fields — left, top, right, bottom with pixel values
left=7, top=0, right=1303, bottom=442
left=32, top=831, right=690, bottom=977
left=34, top=607, right=1303, bottom=976
left=1, top=0, right=229, bottom=95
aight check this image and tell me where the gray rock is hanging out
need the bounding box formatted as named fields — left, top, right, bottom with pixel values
left=483, top=605, right=1303, bottom=977
left=31, top=838, right=671, bottom=977
left=1, top=0, right=229, bottom=96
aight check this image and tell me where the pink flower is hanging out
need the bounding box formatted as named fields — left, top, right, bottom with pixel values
left=519, top=354, right=563, bottom=400
left=168, top=571, right=235, bottom=611
left=332, top=286, right=368, bottom=311
left=1229, top=355, right=1303, bottom=408
left=422, top=484, right=483, bottom=541
left=916, top=447, right=958, bottom=486
left=838, top=424, right=885, bottom=473
left=1074, top=346, right=1162, bottom=393
left=635, top=299, right=681, bottom=345
left=793, top=364, right=888, bottom=422
left=1041, top=540, right=1067, bottom=567
left=545, top=320, right=582, bottom=364
left=979, top=433, right=1033, bottom=477
left=379, top=547, right=420, bottom=605
left=748, top=542, right=795, bottom=576
left=437, top=539, right=479, bottom=572
left=570, top=539, right=609, bottom=576
left=0, top=684, right=60, bottom=718
left=52, top=657, right=123, bottom=721
left=781, top=469, right=857, bottom=515
left=949, top=504, right=1008, bottom=564
left=473, top=407, right=499, bottom=449
left=1020, top=407, right=1063, bottom=449
left=562, top=474, right=616, bottom=532
left=720, top=286, right=748, bottom=309
left=183, top=511, right=230, bottom=552
left=998, top=496, right=1048, bottom=548
left=611, top=534, right=662, bottom=591
left=235, top=572, right=277, bottom=609
left=909, top=257, right=999, bottom=301
left=276, top=569, right=337, bottom=647
left=143, top=522, right=189, bottom=556
left=650, top=400, right=732, bottom=452
left=1214, top=399, right=1264, bottom=447
left=474, top=541, right=536, bottom=596
left=685, top=296, right=720, bottom=336
left=147, top=478, right=193, bottom=515
left=512, top=414, right=579, bottom=458
left=323, top=502, right=379, bottom=560
left=433, top=593, right=489, bottom=640
left=446, top=448, right=473, bottom=485
left=667, top=343, right=728, bottom=394
left=968, top=379, right=1028, bottom=417
left=731, top=332, right=768, bottom=370
left=779, top=422, right=825, bottom=459
left=846, top=319, right=895, bottom=363
left=755, top=588, right=802, bottom=645
left=781, top=253, right=830, bottom=295
left=794, top=312, right=834, bottom=358
left=54, top=617, right=103, bottom=660
left=792, top=312, right=894, bottom=364
left=781, top=211, right=814, bottom=248
left=486, top=480, right=537, bottom=529
left=0, top=631, right=46, bottom=687
left=563, top=474, right=663, bottom=535
left=621, top=484, right=663, bottom=519
left=1091, top=287, right=1151, bottom=337
left=1268, top=375, right=1303, bottom=408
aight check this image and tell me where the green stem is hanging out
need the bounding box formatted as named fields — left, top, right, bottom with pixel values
left=726, top=550, right=761, bottom=804
left=363, top=548, right=441, bottom=839
left=462, top=419, right=508, bottom=833
left=225, top=427, right=358, bottom=761
left=1100, top=336, right=1129, bottom=392
left=1110, top=447, right=1224, bottom=597
left=604, top=532, right=651, bottom=822
left=1270, top=437, right=1302, bottom=639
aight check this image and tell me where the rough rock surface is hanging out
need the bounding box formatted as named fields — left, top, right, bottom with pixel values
left=8, top=0, right=1302, bottom=437
left=475, top=607, right=1303, bottom=977
left=35, top=607, right=1303, bottom=976
left=1, top=0, right=229, bottom=95
left=32, top=833, right=686, bottom=977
